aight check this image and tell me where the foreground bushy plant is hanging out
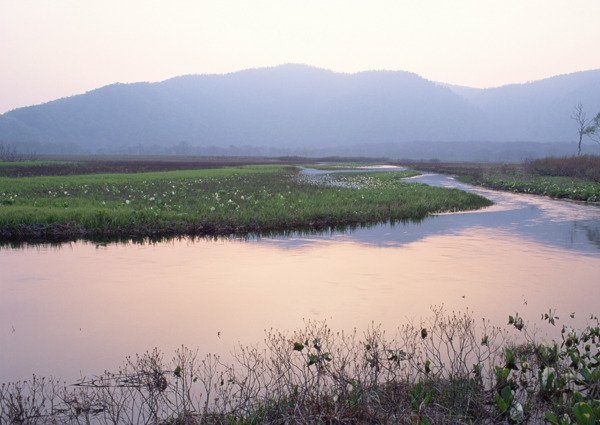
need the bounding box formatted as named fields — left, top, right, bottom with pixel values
left=500, top=310, right=600, bottom=425
left=2, top=307, right=597, bottom=424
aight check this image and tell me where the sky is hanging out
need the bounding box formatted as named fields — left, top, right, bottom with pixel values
left=1, top=0, right=600, bottom=114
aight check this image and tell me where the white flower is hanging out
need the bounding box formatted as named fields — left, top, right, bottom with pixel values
left=125, top=200, right=130, bottom=204
left=541, top=367, right=555, bottom=390
left=510, top=402, right=524, bottom=422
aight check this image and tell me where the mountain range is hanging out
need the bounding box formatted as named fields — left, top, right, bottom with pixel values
left=1, top=64, right=599, bottom=160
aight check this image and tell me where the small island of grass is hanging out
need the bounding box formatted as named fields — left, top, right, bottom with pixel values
left=0, top=158, right=492, bottom=244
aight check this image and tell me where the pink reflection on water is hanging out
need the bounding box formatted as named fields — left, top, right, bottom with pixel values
left=1, top=229, right=599, bottom=383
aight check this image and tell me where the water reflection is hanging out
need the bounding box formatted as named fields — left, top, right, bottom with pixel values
left=261, top=172, right=600, bottom=254
left=1, top=173, right=599, bottom=384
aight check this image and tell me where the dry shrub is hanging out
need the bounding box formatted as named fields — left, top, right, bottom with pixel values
left=524, top=155, right=600, bottom=182
left=1, top=307, right=516, bottom=424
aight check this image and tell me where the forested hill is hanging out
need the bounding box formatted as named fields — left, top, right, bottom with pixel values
left=1, top=64, right=600, bottom=157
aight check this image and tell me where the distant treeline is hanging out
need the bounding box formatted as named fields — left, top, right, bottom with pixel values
left=4, top=140, right=600, bottom=163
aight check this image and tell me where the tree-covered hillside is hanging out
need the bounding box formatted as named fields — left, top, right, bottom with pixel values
left=1, top=64, right=599, bottom=158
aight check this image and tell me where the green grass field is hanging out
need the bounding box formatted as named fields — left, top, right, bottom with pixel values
left=0, top=164, right=492, bottom=242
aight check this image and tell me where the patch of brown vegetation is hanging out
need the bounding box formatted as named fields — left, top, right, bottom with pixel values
left=524, top=155, right=600, bottom=182
left=0, top=156, right=318, bottom=177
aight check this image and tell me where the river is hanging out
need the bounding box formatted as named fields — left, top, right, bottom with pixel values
left=1, top=172, right=599, bottom=383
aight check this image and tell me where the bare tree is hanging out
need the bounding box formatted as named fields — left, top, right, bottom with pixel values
left=571, top=103, right=600, bottom=155
left=0, top=143, right=19, bottom=162
left=0, top=143, right=37, bottom=162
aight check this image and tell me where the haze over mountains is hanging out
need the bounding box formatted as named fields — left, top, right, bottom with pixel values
left=1, top=64, right=599, bottom=161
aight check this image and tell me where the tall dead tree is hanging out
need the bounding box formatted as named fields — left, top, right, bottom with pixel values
left=572, top=103, right=588, bottom=156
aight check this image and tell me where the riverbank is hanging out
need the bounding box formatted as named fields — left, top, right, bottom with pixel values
left=0, top=162, right=492, bottom=243
left=400, top=155, right=600, bottom=203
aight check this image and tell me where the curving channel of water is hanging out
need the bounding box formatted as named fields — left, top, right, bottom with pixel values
left=1, top=172, right=599, bottom=383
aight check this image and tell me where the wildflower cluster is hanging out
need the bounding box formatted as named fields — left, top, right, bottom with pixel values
left=0, top=192, right=19, bottom=206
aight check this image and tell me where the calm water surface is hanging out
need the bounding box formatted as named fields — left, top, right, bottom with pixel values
left=1, top=173, right=599, bottom=383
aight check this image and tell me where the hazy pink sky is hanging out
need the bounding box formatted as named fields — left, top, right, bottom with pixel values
left=1, top=0, right=599, bottom=114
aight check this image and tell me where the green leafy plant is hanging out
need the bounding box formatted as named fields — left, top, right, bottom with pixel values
left=408, top=381, right=433, bottom=425
left=494, top=385, right=514, bottom=414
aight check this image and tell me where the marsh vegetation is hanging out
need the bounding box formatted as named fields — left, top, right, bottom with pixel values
left=0, top=161, right=491, bottom=243
left=403, top=155, right=600, bottom=203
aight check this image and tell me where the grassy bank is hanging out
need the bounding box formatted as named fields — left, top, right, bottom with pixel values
left=461, top=174, right=600, bottom=203
left=401, top=156, right=600, bottom=203
left=1, top=308, right=598, bottom=424
left=0, top=164, right=492, bottom=243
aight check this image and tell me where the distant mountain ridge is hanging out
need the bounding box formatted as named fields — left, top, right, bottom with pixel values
left=1, top=64, right=599, bottom=159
